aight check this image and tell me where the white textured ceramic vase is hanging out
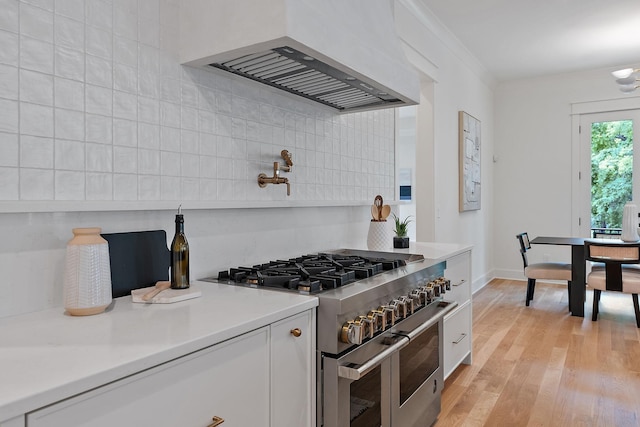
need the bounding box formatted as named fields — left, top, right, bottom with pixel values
left=622, top=202, right=640, bottom=242
left=63, top=228, right=113, bottom=316
left=367, top=220, right=392, bottom=251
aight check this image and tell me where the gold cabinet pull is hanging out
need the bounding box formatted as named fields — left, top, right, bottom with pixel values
left=290, top=328, right=302, bottom=337
left=207, top=416, right=225, bottom=427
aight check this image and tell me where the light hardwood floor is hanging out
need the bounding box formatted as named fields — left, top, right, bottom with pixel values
left=437, top=279, right=640, bottom=427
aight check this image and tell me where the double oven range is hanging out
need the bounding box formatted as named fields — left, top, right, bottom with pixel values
left=204, top=249, right=456, bottom=427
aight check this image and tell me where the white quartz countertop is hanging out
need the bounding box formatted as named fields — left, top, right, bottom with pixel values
left=407, top=241, right=473, bottom=260
left=0, top=282, right=318, bottom=422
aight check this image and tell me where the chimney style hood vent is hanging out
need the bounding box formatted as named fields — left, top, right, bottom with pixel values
left=180, top=0, right=420, bottom=113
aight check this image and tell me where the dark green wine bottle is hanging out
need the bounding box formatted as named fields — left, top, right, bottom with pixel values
left=171, top=208, right=190, bottom=289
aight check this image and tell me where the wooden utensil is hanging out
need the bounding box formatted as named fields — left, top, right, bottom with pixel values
left=371, top=205, right=380, bottom=220
left=380, top=205, right=391, bottom=220
left=141, top=281, right=171, bottom=301
left=374, top=195, right=383, bottom=221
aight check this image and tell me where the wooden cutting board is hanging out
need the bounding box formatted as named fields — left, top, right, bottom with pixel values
left=131, top=285, right=202, bottom=304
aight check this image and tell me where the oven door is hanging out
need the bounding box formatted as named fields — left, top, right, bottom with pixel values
left=390, top=307, right=445, bottom=427
left=322, top=333, right=408, bottom=427
left=321, top=301, right=456, bottom=427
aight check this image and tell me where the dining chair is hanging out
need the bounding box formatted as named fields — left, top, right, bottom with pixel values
left=584, top=240, right=640, bottom=327
left=516, top=232, right=572, bottom=307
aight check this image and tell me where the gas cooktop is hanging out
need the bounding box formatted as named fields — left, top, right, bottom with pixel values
left=201, top=249, right=425, bottom=294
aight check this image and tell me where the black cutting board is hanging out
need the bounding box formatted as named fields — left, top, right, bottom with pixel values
left=102, top=230, right=171, bottom=298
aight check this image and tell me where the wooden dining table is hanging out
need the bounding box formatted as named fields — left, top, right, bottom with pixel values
left=530, top=236, right=589, bottom=317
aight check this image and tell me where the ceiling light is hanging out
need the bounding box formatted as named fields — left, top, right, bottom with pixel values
left=612, top=68, right=639, bottom=93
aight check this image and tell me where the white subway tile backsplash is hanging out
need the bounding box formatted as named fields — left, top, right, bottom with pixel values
left=0, top=30, right=19, bottom=66
left=0, top=166, right=18, bottom=199
left=114, top=8, right=137, bottom=41
left=160, top=175, right=180, bottom=200
left=86, top=142, right=112, bottom=172
left=0, top=64, right=18, bottom=99
left=181, top=106, right=198, bottom=131
left=54, top=77, right=84, bottom=111
left=114, top=36, right=138, bottom=67
left=0, top=99, right=18, bottom=133
left=3, top=0, right=395, bottom=207
left=138, top=174, right=160, bottom=200
left=113, top=146, right=137, bottom=173
left=86, top=172, right=112, bottom=200
left=138, top=96, right=159, bottom=124
left=199, top=133, right=216, bottom=156
left=113, top=173, right=137, bottom=200
left=21, top=102, right=54, bottom=137
left=86, top=84, right=112, bottom=116
left=20, top=167, right=54, bottom=200
left=113, top=118, right=137, bottom=147
left=138, top=44, right=159, bottom=74
left=86, top=55, right=112, bottom=88
left=0, top=0, right=19, bottom=33
left=86, top=114, right=112, bottom=143
left=54, top=0, right=84, bottom=21
left=138, top=71, right=159, bottom=98
left=86, top=26, right=112, bottom=59
left=54, top=16, right=84, bottom=51
left=113, top=90, right=137, bottom=119
left=54, top=45, right=84, bottom=80
left=138, top=122, right=159, bottom=149
left=0, top=131, right=18, bottom=167
left=160, top=125, right=180, bottom=152
left=138, top=148, right=160, bottom=174
left=160, top=101, right=180, bottom=128
left=54, top=138, right=84, bottom=170
left=54, top=170, right=84, bottom=200
left=160, top=150, right=180, bottom=176
left=180, top=177, right=199, bottom=200
left=86, top=0, right=112, bottom=31
left=21, top=36, right=53, bottom=74
left=20, top=2, right=54, bottom=42
left=199, top=178, right=216, bottom=199
left=54, top=108, right=84, bottom=141
left=199, top=155, right=216, bottom=179
left=161, top=77, right=181, bottom=103
left=181, top=130, right=198, bottom=154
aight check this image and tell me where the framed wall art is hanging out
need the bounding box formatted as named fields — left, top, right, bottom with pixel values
left=458, top=111, right=481, bottom=211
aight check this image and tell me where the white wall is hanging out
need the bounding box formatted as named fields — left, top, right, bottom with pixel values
left=493, top=67, right=640, bottom=279
left=396, top=1, right=496, bottom=292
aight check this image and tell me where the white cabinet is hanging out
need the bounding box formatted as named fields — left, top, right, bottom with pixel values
left=443, top=250, right=472, bottom=379
left=271, top=310, right=316, bottom=427
left=27, top=308, right=317, bottom=427
left=28, top=327, right=271, bottom=427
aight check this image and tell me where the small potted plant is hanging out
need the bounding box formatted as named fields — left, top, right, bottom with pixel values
left=392, top=213, right=412, bottom=248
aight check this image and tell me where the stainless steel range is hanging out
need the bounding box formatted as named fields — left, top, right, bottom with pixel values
left=203, top=249, right=456, bottom=427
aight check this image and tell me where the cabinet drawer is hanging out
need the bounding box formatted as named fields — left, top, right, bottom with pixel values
left=443, top=302, right=471, bottom=379
left=28, top=328, right=270, bottom=427
left=445, top=251, right=471, bottom=305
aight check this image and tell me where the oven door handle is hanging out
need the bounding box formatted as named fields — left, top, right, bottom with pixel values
left=399, top=301, right=458, bottom=341
left=337, top=336, right=410, bottom=381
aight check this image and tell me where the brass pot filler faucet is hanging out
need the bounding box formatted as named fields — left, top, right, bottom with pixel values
left=258, top=150, right=293, bottom=196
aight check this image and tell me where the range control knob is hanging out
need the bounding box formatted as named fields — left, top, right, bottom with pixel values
left=356, top=315, right=374, bottom=339
left=378, top=305, right=396, bottom=327
left=367, top=309, right=387, bottom=332
left=398, top=296, right=415, bottom=316
left=389, top=299, right=407, bottom=320
left=340, top=320, right=362, bottom=344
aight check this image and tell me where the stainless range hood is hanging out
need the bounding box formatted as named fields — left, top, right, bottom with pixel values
left=180, top=0, right=420, bottom=113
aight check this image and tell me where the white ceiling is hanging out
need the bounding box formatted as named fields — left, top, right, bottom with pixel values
left=420, top=0, right=640, bottom=81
